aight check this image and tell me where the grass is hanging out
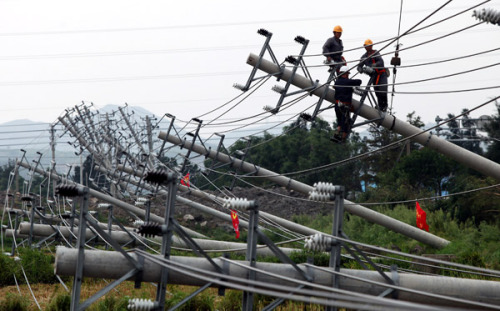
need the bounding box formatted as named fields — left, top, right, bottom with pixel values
left=0, top=281, right=329, bottom=310
left=1, top=205, right=498, bottom=309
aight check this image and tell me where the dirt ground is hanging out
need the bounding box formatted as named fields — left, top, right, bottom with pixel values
left=173, top=186, right=331, bottom=228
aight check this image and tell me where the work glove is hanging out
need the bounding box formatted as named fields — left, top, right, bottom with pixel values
left=363, top=66, right=375, bottom=75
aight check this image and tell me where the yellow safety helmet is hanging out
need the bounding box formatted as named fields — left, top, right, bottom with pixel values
left=333, top=25, right=343, bottom=33
left=364, top=39, right=373, bottom=46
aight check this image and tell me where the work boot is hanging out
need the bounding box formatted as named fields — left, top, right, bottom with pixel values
left=330, top=132, right=342, bottom=143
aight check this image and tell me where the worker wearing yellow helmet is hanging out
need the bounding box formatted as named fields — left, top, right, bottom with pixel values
left=357, top=39, right=389, bottom=112
left=322, top=25, right=345, bottom=73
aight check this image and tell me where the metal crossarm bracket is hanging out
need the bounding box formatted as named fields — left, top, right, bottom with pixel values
left=243, top=201, right=312, bottom=311
left=202, top=133, right=232, bottom=178
left=228, top=137, right=252, bottom=190
left=234, top=28, right=282, bottom=92
left=55, top=184, right=142, bottom=311
left=172, top=220, right=223, bottom=273
left=350, top=74, right=387, bottom=129
left=378, top=265, right=400, bottom=299
left=256, top=230, right=311, bottom=281
left=302, top=69, right=337, bottom=122
left=341, top=232, right=395, bottom=285
left=268, top=36, right=316, bottom=114
left=180, top=118, right=203, bottom=174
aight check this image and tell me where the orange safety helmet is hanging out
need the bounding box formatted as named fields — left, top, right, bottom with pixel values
left=364, top=39, right=373, bottom=46
left=333, top=25, right=343, bottom=33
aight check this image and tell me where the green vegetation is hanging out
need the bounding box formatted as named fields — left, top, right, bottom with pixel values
left=1, top=105, right=500, bottom=308
left=0, top=248, right=58, bottom=286
left=45, top=293, right=70, bottom=311
left=0, top=293, right=30, bottom=311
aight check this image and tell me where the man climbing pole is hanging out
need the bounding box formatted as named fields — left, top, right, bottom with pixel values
left=332, top=66, right=362, bottom=143
left=322, top=25, right=345, bottom=74
left=357, top=39, right=389, bottom=112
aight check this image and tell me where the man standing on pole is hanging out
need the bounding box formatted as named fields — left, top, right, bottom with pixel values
left=323, top=25, right=345, bottom=74
left=357, top=39, right=389, bottom=112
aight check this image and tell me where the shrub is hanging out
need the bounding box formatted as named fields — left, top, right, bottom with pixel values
left=89, top=295, right=128, bottom=311
left=17, top=248, right=57, bottom=284
left=0, top=253, right=17, bottom=286
left=0, top=293, right=29, bottom=311
left=45, top=293, right=71, bottom=311
left=216, top=290, right=242, bottom=311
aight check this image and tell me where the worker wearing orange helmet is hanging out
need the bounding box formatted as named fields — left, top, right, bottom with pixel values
left=322, top=25, right=345, bottom=73
left=357, top=39, right=388, bottom=112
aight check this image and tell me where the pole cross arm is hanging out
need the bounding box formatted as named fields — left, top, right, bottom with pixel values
left=157, top=131, right=449, bottom=249
left=246, top=53, right=500, bottom=181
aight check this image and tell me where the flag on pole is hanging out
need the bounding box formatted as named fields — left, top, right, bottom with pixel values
left=230, top=209, right=240, bottom=239
left=180, top=173, right=190, bottom=187
left=416, top=201, right=429, bottom=232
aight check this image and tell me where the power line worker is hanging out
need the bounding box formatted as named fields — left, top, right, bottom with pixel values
left=322, top=25, right=345, bottom=74
left=357, top=39, right=389, bottom=112
left=332, top=66, right=362, bottom=143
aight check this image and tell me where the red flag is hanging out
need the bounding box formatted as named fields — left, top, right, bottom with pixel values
left=416, top=201, right=429, bottom=232
left=180, top=173, right=190, bottom=187
left=230, top=209, right=240, bottom=239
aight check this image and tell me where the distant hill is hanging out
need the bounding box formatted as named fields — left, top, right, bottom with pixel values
left=0, top=104, right=287, bottom=173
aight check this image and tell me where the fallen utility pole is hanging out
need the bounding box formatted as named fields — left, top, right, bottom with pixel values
left=16, top=160, right=205, bottom=239
left=55, top=248, right=500, bottom=309
left=158, top=132, right=449, bottom=249
left=12, top=223, right=298, bottom=256
left=246, top=53, right=500, bottom=181
left=113, top=164, right=321, bottom=237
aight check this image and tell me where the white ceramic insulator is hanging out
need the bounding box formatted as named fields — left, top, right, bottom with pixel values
left=127, top=298, right=155, bottom=311
left=314, top=182, right=336, bottom=193
left=133, top=220, right=145, bottom=228
left=224, top=197, right=252, bottom=209
left=308, top=191, right=330, bottom=202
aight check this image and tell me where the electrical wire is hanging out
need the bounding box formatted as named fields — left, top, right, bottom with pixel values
left=298, top=0, right=489, bottom=59
left=239, top=95, right=500, bottom=179
left=134, top=249, right=450, bottom=311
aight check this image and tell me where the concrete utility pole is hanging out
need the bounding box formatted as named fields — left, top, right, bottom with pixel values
left=158, top=132, right=450, bottom=249
left=16, top=160, right=205, bottom=239
left=246, top=53, right=500, bottom=181
left=113, top=164, right=323, bottom=237
left=12, top=223, right=297, bottom=257
left=55, top=248, right=500, bottom=309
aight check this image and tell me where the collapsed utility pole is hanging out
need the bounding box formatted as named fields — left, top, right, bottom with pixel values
left=245, top=53, right=500, bottom=181
left=158, top=131, right=450, bottom=249
left=55, top=248, right=500, bottom=309
left=16, top=160, right=205, bottom=239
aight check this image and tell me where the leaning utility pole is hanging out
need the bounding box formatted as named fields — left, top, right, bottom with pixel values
left=246, top=53, right=500, bottom=181
left=158, top=132, right=450, bottom=249
left=55, top=248, right=500, bottom=309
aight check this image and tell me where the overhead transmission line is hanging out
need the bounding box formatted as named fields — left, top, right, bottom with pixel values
left=223, top=164, right=500, bottom=210
left=205, top=95, right=500, bottom=181
left=1, top=5, right=476, bottom=37
left=296, top=0, right=490, bottom=59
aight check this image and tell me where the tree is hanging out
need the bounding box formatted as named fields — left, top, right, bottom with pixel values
left=359, top=112, right=424, bottom=188
left=0, top=160, right=17, bottom=190
left=202, top=116, right=365, bottom=194
left=443, top=109, right=482, bottom=154
left=484, top=101, right=500, bottom=163
left=73, top=155, right=110, bottom=191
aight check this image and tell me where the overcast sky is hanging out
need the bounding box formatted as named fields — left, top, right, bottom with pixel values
left=1, top=0, right=499, bottom=138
